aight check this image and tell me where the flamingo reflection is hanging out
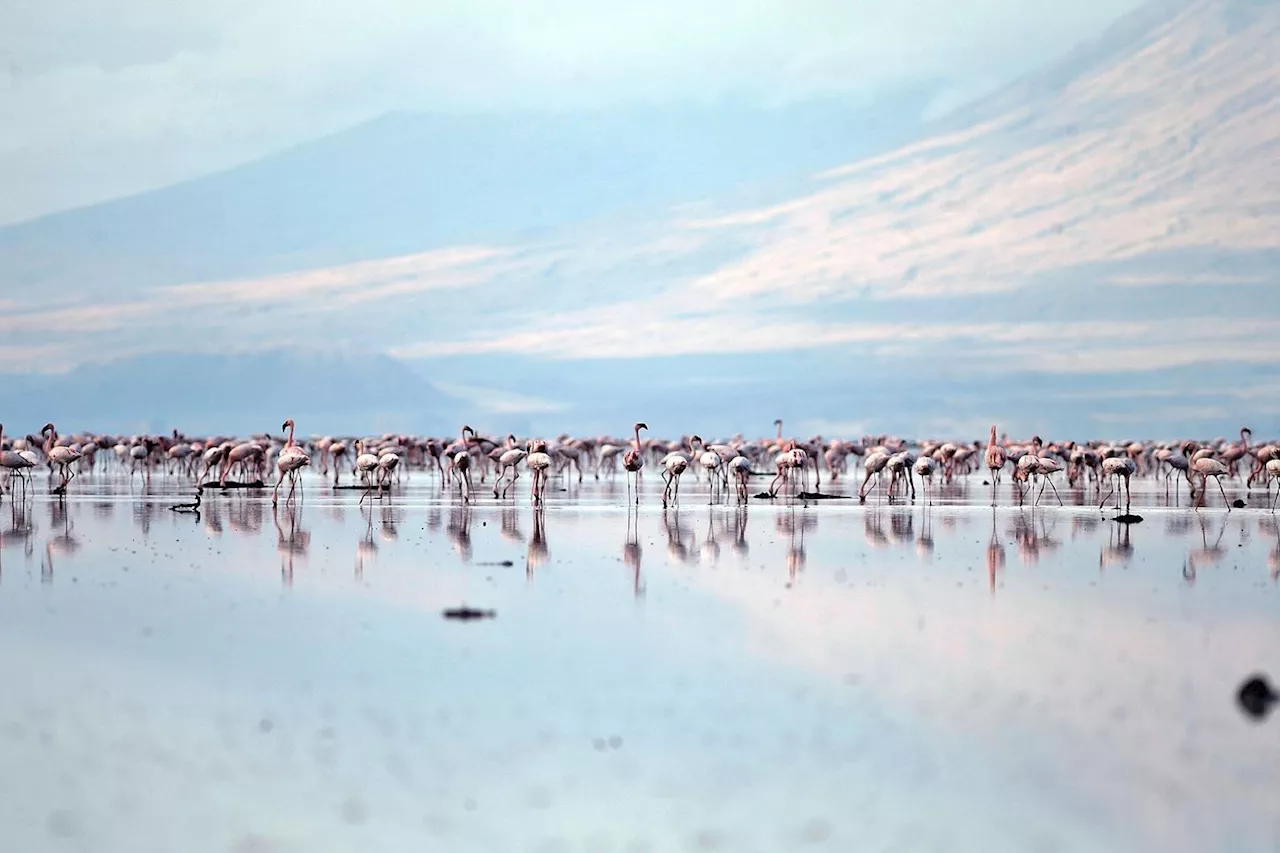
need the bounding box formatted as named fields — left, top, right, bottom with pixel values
left=447, top=504, right=473, bottom=563
left=728, top=505, right=749, bottom=562
left=624, top=506, right=643, bottom=597
left=1100, top=521, right=1135, bottom=571
left=274, top=503, right=310, bottom=586
left=699, top=507, right=721, bottom=567
left=986, top=509, right=1006, bottom=594
left=527, top=506, right=549, bottom=580
left=1183, top=513, right=1227, bottom=586
left=662, top=507, right=693, bottom=564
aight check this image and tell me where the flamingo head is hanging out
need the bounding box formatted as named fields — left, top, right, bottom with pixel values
left=634, top=422, right=648, bottom=432
left=461, top=425, right=475, bottom=441
left=1242, top=427, right=1252, bottom=440
left=282, top=418, right=295, bottom=432
left=41, top=423, right=55, bottom=436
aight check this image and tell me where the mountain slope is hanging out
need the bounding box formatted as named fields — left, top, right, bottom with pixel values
left=0, top=96, right=930, bottom=298
left=1, top=0, right=1276, bottom=436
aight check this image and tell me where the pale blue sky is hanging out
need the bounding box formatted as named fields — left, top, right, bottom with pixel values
left=2, top=0, right=1140, bottom=224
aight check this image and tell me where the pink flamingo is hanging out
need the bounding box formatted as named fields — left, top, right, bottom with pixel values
left=41, top=423, right=82, bottom=491
left=273, top=418, right=310, bottom=506
left=984, top=425, right=1006, bottom=506
left=623, top=423, right=647, bottom=505
left=526, top=439, right=553, bottom=504
left=452, top=426, right=477, bottom=502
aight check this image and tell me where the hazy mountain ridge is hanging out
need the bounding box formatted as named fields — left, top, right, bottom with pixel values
left=1, top=0, right=1277, bottom=436
left=0, top=96, right=931, bottom=299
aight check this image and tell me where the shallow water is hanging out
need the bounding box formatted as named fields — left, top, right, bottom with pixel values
left=1, top=472, right=1278, bottom=853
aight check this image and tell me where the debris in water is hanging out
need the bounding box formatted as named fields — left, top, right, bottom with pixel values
left=797, top=492, right=850, bottom=501
left=442, top=606, right=496, bottom=621
left=1237, top=675, right=1277, bottom=720
left=1231, top=498, right=1246, bottom=509
left=1113, top=514, right=1144, bottom=524
left=476, top=560, right=515, bottom=567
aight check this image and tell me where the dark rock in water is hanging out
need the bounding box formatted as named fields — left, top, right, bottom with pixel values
left=1232, top=498, right=1246, bottom=509
left=753, top=491, right=775, bottom=499
left=1113, top=514, right=1144, bottom=524
left=333, top=483, right=387, bottom=491
left=207, top=480, right=265, bottom=489
left=476, top=560, right=515, bottom=567
left=1237, top=675, right=1277, bottom=720
left=797, top=492, right=850, bottom=501
left=982, top=480, right=990, bottom=486
left=442, top=606, right=496, bottom=621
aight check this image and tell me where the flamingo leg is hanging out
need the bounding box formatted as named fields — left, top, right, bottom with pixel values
left=1099, top=477, right=1115, bottom=510
left=1214, top=474, right=1230, bottom=510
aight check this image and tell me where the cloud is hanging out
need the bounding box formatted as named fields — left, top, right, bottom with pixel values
left=0, top=0, right=1142, bottom=223
left=431, top=381, right=569, bottom=415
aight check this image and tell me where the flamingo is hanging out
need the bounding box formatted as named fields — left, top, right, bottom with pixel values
left=622, top=423, right=647, bottom=505
left=0, top=424, right=37, bottom=500
left=493, top=437, right=528, bottom=499
left=698, top=443, right=723, bottom=503
left=984, top=425, right=1006, bottom=506
left=219, top=441, right=264, bottom=486
left=1267, top=459, right=1280, bottom=510
left=41, top=424, right=82, bottom=490
left=886, top=451, right=915, bottom=500
left=329, top=439, right=349, bottom=485
left=452, top=425, right=477, bottom=502
left=1033, top=456, right=1063, bottom=506
left=1191, top=455, right=1231, bottom=510
left=660, top=450, right=689, bottom=508
left=858, top=450, right=890, bottom=500
left=526, top=439, right=553, bottom=504
left=1099, top=456, right=1137, bottom=514
left=198, top=444, right=225, bottom=485
left=273, top=418, right=310, bottom=506
left=353, top=440, right=380, bottom=485
left=376, top=450, right=400, bottom=487
left=729, top=455, right=752, bottom=503
left=913, top=455, right=937, bottom=503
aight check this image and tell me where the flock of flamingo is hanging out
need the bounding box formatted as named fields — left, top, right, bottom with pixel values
left=1, top=419, right=1275, bottom=513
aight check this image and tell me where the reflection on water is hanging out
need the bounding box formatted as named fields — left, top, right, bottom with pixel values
left=0, top=476, right=1277, bottom=853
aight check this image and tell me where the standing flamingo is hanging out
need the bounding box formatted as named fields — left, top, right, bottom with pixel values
left=41, top=424, right=82, bottom=491
left=273, top=419, right=310, bottom=506
left=0, top=424, right=37, bottom=500
left=984, top=425, right=1006, bottom=506
left=493, top=437, right=528, bottom=499
left=452, top=425, right=477, bottom=502
left=526, top=439, right=553, bottom=504
left=622, top=423, right=647, bottom=505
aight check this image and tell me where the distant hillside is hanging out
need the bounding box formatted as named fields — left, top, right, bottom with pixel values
left=0, top=350, right=457, bottom=435
left=0, top=0, right=1276, bottom=437
left=0, top=96, right=930, bottom=298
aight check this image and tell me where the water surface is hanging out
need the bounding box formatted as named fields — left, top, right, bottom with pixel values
left=1, top=474, right=1277, bottom=853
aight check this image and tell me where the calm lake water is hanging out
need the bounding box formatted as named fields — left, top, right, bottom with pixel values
left=1, top=473, right=1278, bottom=853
